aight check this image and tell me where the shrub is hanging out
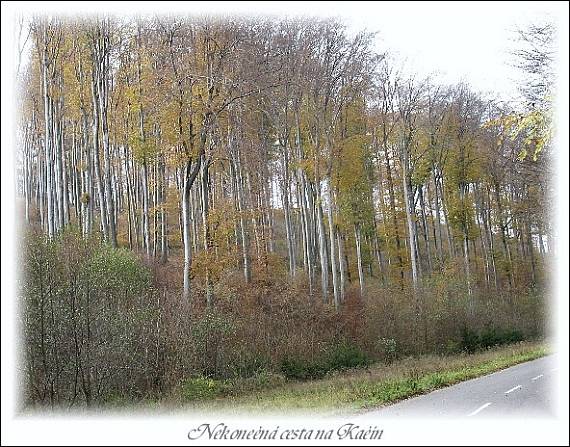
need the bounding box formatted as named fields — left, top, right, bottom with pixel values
left=21, top=227, right=543, bottom=407
left=377, top=337, right=399, bottom=364
left=87, top=245, right=150, bottom=297
left=191, top=309, right=237, bottom=378
left=280, top=341, right=369, bottom=380
left=503, top=329, right=524, bottom=344
left=22, top=229, right=159, bottom=406
left=441, top=339, right=462, bottom=355
left=480, top=328, right=524, bottom=347
left=231, top=351, right=271, bottom=379
left=228, top=370, right=287, bottom=395
left=461, top=327, right=525, bottom=353
left=461, top=327, right=481, bottom=353
left=323, top=340, right=370, bottom=371
left=181, top=376, right=227, bottom=401
left=280, top=355, right=327, bottom=380
left=479, top=327, right=500, bottom=347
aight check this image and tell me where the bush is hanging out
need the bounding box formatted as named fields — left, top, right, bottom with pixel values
left=377, top=338, right=399, bottom=364
left=231, top=351, right=271, bottom=379
left=323, top=340, right=370, bottom=371
left=181, top=376, right=227, bottom=401
left=481, top=328, right=524, bottom=347
left=22, top=229, right=159, bottom=406
left=280, top=341, right=369, bottom=380
left=280, top=355, right=327, bottom=380
left=461, top=327, right=525, bottom=353
left=503, top=329, right=524, bottom=344
left=21, top=227, right=543, bottom=407
left=461, top=327, right=481, bottom=353
left=190, top=310, right=237, bottom=378
left=87, top=245, right=150, bottom=297
left=228, top=369, right=286, bottom=394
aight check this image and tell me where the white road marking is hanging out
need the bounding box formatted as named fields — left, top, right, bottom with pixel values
left=505, top=385, right=522, bottom=394
left=551, top=368, right=559, bottom=372
left=531, top=374, right=543, bottom=381
left=468, top=402, right=492, bottom=417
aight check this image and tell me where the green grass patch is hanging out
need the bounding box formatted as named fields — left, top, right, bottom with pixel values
left=186, top=341, right=548, bottom=414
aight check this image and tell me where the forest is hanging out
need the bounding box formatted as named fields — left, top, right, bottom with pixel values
left=16, top=15, right=554, bottom=407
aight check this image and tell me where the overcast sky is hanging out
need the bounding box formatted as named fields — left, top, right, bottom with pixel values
left=337, top=2, right=561, bottom=102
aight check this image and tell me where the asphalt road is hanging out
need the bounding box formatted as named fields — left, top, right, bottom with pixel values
left=364, top=355, right=556, bottom=418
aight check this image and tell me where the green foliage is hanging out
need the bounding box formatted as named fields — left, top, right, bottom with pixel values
left=325, top=340, right=370, bottom=371
left=280, top=340, right=370, bottom=380
left=410, top=157, right=432, bottom=187
left=336, top=136, right=375, bottom=231
left=460, top=327, right=524, bottom=353
left=377, top=337, right=399, bottom=364
left=486, top=110, right=552, bottom=162
left=22, top=229, right=159, bottom=406
left=231, top=351, right=271, bottom=379
left=514, top=110, right=552, bottom=161
left=280, top=355, right=328, bottom=380
left=87, top=245, right=150, bottom=296
left=446, top=188, right=478, bottom=239
left=128, top=135, right=156, bottom=163
left=460, top=327, right=481, bottom=353
left=181, top=376, right=228, bottom=401
left=191, top=309, right=237, bottom=378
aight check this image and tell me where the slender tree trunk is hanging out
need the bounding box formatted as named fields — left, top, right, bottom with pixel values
left=201, top=157, right=213, bottom=305
left=325, top=178, right=340, bottom=310
left=96, top=35, right=117, bottom=247
left=40, top=31, right=55, bottom=239
left=337, top=229, right=346, bottom=302
left=236, top=159, right=251, bottom=283
left=459, top=182, right=473, bottom=305
left=383, top=145, right=405, bottom=282
left=402, top=155, right=419, bottom=291
left=281, top=145, right=296, bottom=277
left=316, top=191, right=329, bottom=303
left=90, top=70, right=109, bottom=241
left=123, top=146, right=135, bottom=249
left=354, top=223, right=365, bottom=297
left=160, top=158, right=168, bottom=264
left=494, top=182, right=515, bottom=290
left=432, top=170, right=445, bottom=263
left=141, top=160, right=151, bottom=256
left=418, top=185, right=432, bottom=273
left=182, top=158, right=201, bottom=302
left=182, top=175, right=192, bottom=302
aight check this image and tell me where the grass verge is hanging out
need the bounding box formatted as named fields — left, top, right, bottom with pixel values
left=182, top=341, right=548, bottom=415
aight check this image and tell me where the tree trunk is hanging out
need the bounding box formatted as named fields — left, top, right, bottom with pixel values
left=182, top=158, right=201, bottom=302
left=354, top=223, right=365, bottom=297
left=383, top=145, right=405, bottom=282
left=90, top=69, right=109, bottom=241
left=325, top=178, right=340, bottom=310
left=316, top=193, right=329, bottom=303
left=40, top=31, right=55, bottom=239
left=402, top=157, right=419, bottom=291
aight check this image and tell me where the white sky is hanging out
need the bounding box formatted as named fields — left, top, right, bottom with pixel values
left=9, top=1, right=566, bottom=102
left=337, top=2, right=563, bottom=102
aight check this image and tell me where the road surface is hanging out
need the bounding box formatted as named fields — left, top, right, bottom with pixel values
left=364, top=355, right=556, bottom=418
